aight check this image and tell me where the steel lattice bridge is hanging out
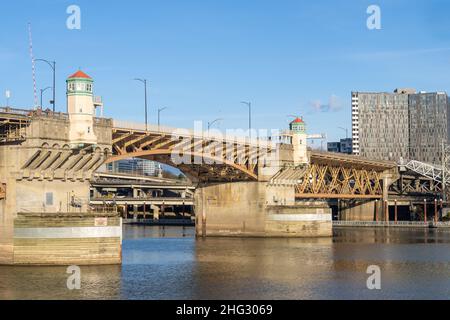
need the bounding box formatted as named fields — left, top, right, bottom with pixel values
left=270, top=151, right=397, bottom=199
left=399, top=158, right=450, bottom=187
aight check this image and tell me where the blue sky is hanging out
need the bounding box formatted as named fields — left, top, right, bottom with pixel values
left=1, top=0, right=450, bottom=142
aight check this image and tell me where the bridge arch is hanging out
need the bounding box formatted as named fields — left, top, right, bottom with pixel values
left=104, top=149, right=258, bottom=182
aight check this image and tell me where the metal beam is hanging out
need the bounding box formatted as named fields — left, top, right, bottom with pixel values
left=296, top=193, right=382, bottom=199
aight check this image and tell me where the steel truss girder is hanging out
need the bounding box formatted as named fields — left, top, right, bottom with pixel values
left=295, top=163, right=383, bottom=198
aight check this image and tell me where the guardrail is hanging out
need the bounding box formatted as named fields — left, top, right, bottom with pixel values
left=113, top=119, right=278, bottom=148
left=333, top=221, right=450, bottom=228
left=123, top=218, right=195, bottom=226
left=0, top=107, right=33, bottom=116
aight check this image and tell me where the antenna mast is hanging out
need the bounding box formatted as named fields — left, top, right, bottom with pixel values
left=28, top=23, right=38, bottom=109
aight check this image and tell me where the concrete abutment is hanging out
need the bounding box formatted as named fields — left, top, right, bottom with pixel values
left=194, top=181, right=332, bottom=238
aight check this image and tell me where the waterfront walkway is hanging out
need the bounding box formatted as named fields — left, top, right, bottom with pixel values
left=123, top=218, right=194, bottom=227
left=333, top=221, right=450, bottom=228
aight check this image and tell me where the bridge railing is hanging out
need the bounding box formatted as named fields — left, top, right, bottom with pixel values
left=333, top=221, right=450, bottom=228
left=0, top=107, right=33, bottom=116
left=113, top=119, right=278, bottom=148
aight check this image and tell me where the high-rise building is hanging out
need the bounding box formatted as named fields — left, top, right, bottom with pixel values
left=352, top=91, right=410, bottom=161
left=409, top=92, right=450, bottom=164
left=352, top=89, right=450, bottom=164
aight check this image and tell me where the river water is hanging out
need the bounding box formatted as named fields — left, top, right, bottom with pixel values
left=1, top=225, right=450, bottom=300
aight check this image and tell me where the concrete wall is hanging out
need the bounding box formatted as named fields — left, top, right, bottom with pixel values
left=339, top=200, right=378, bottom=221
left=0, top=114, right=120, bottom=265
left=13, top=213, right=121, bottom=265
left=195, top=181, right=332, bottom=238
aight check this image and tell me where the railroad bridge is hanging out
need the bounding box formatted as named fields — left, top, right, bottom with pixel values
left=0, top=70, right=441, bottom=265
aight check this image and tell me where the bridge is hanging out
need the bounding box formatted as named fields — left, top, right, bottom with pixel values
left=0, top=70, right=445, bottom=265
left=109, top=120, right=276, bottom=183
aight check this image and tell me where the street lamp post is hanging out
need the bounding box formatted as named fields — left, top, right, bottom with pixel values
left=207, top=118, right=223, bottom=134
left=40, top=87, right=52, bottom=109
left=240, top=101, right=252, bottom=139
left=134, top=78, right=148, bottom=131
left=158, top=107, right=168, bottom=131
left=35, top=59, right=56, bottom=112
left=338, top=127, right=349, bottom=139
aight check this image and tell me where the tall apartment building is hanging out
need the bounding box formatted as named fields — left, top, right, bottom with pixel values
left=409, top=92, right=450, bottom=164
left=352, top=89, right=450, bottom=164
left=352, top=90, right=410, bottom=161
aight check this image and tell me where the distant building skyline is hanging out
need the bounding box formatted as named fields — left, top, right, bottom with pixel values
left=106, top=159, right=162, bottom=177
left=327, top=138, right=352, bottom=154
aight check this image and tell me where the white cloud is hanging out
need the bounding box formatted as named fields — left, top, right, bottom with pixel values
left=310, top=94, right=342, bottom=113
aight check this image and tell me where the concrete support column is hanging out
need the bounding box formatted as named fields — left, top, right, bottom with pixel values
left=201, top=188, right=206, bottom=238
left=143, top=202, right=146, bottom=219
left=394, top=200, right=398, bottom=224
left=133, top=205, right=138, bottom=220
left=424, top=199, right=427, bottom=224
left=151, top=205, right=160, bottom=220
left=194, top=181, right=332, bottom=238
left=381, top=170, right=400, bottom=223
left=435, top=199, right=438, bottom=223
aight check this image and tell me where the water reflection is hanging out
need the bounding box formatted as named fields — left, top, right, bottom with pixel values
left=1, top=226, right=450, bottom=300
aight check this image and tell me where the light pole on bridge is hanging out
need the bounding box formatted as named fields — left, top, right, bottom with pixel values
left=134, top=78, right=148, bottom=131
left=240, top=101, right=252, bottom=140
left=338, top=127, right=349, bottom=139
left=158, top=107, right=168, bottom=131
left=207, top=118, right=223, bottom=136
left=40, top=86, right=52, bottom=110
left=35, top=59, right=56, bottom=112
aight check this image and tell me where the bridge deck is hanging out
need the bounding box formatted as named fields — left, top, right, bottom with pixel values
left=91, top=197, right=194, bottom=206
left=310, top=151, right=397, bottom=171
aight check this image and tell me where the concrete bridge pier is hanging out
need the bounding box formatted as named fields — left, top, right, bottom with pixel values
left=194, top=181, right=332, bottom=238
left=339, top=200, right=381, bottom=221
left=151, top=205, right=160, bottom=220
left=338, top=169, right=400, bottom=222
